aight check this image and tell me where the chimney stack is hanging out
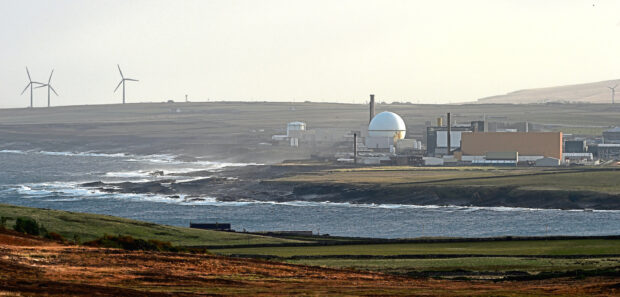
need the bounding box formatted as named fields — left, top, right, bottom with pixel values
left=447, top=112, right=451, bottom=155
left=353, top=133, right=358, bottom=164
left=369, top=94, right=375, bottom=123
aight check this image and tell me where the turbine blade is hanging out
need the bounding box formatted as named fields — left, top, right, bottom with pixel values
left=50, top=86, right=58, bottom=96
left=615, top=84, right=618, bottom=89
left=26, top=67, right=31, bottom=81
left=114, top=80, right=123, bottom=92
left=35, top=84, right=47, bottom=89
left=117, top=64, right=124, bottom=78
left=125, top=78, right=138, bottom=82
left=21, top=83, right=31, bottom=95
left=48, top=69, right=54, bottom=84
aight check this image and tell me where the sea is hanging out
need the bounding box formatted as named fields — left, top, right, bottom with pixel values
left=1, top=149, right=619, bottom=239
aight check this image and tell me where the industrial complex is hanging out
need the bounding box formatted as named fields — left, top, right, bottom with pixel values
left=269, top=94, right=620, bottom=167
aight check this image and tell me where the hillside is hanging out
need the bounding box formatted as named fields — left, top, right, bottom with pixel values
left=2, top=102, right=620, bottom=164
left=477, top=79, right=620, bottom=104
left=0, top=203, right=301, bottom=246
left=1, top=224, right=618, bottom=295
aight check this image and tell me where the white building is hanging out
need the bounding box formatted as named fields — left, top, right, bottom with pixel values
left=365, top=111, right=406, bottom=149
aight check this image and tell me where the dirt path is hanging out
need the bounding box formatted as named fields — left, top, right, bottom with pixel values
left=0, top=230, right=617, bottom=296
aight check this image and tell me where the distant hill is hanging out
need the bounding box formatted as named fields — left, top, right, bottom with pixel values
left=477, top=79, right=620, bottom=104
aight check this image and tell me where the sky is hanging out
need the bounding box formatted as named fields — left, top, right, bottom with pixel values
left=1, top=0, right=619, bottom=108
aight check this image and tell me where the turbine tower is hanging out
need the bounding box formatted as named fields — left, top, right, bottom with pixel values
left=20, top=67, right=43, bottom=108
left=608, top=84, right=618, bottom=104
left=36, top=69, right=58, bottom=107
left=114, top=65, right=138, bottom=104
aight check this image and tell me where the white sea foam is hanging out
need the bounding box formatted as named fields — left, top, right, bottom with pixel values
left=9, top=180, right=620, bottom=212
left=105, top=171, right=152, bottom=178
left=0, top=149, right=27, bottom=154
left=31, top=150, right=129, bottom=158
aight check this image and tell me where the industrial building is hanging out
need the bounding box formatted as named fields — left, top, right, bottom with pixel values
left=272, top=121, right=350, bottom=148
left=426, top=119, right=485, bottom=157
left=603, top=127, right=620, bottom=144
left=564, top=140, right=587, bottom=153
left=365, top=111, right=407, bottom=150
left=595, top=144, right=620, bottom=160
left=460, top=132, right=563, bottom=160
left=535, top=157, right=561, bottom=167
left=267, top=94, right=605, bottom=167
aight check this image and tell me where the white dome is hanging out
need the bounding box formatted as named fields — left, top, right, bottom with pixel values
left=368, top=111, right=406, bottom=139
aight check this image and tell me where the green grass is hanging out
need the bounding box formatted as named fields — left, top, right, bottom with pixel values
left=216, top=239, right=620, bottom=276
left=286, top=257, right=620, bottom=273
left=215, top=239, right=620, bottom=257
left=274, top=167, right=620, bottom=194
left=0, top=203, right=303, bottom=246
left=433, top=170, right=620, bottom=193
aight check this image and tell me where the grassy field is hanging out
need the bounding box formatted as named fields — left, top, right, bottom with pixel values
left=215, top=239, right=620, bottom=257
left=287, top=257, right=620, bottom=274
left=0, top=203, right=303, bottom=246
left=273, top=167, right=620, bottom=194
left=217, top=239, right=620, bottom=277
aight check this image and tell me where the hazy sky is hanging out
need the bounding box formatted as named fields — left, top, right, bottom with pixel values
left=1, top=0, right=619, bottom=108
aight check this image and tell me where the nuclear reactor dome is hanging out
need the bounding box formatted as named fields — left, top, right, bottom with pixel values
left=368, top=111, right=406, bottom=139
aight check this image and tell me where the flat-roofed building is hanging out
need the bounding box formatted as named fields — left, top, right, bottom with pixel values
left=461, top=132, right=562, bottom=160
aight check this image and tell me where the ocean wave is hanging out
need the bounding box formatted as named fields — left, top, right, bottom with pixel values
left=0, top=149, right=27, bottom=154
left=7, top=181, right=620, bottom=212
left=0, top=149, right=259, bottom=171
left=7, top=182, right=217, bottom=205
left=105, top=171, right=152, bottom=178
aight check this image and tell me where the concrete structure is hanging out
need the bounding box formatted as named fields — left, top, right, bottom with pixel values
left=487, top=121, right=532, bottom=133
left=535, top=157, right=561, bottom=167
left=369, top=94, right=375, bottom=123
left=368, top=111, right=406, bottom=139
left=436, top=130, right=463, bottom=152
left=603, top=127, right=620, bottom=144
left=472, top=159, right=517, bottom=166
left=286, top=121, right=306, bottom=137
left=426, top=120, right=485, bottom=157
left=423, top=157, right=444, bottom=166
left=460, top=132, right=563, bottom=159
left=485, top=151, right=518, bottom=161
left=563, top=152, right=593, bottom=163
left=564, top=140, right=587, bottom=153
left=596, top=144, right=620, bottom=159
left=396, top=139, right=416, bottom=153
left=365, top=136, right=393, bottom=150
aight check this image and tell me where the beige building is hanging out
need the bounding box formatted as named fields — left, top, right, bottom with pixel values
left=460, top=132, right=563, bottom=159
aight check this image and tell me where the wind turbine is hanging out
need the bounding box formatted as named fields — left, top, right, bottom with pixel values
left=608, top=84, right=618, bottom=104
left=114, top=65, right=138, bottom=104
left=36, top=69, right=58, bottom=107
left=20, top=67, right=43, bottom=108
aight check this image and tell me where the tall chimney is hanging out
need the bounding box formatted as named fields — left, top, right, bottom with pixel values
left=447, top=112, right=451, bottom=155
left=353, top=133, right=358, bottom=164
left=369, top=94, right=375, bottom=123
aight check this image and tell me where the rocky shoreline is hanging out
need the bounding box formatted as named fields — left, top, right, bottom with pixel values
left=80, top=164, right=620, bottom=210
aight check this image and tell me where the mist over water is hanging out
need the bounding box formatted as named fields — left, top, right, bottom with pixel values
left=1, top=150, right=619, bottom=238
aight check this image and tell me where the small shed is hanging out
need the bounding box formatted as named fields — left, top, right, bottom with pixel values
left=190, top=222, right=232, bottom=231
